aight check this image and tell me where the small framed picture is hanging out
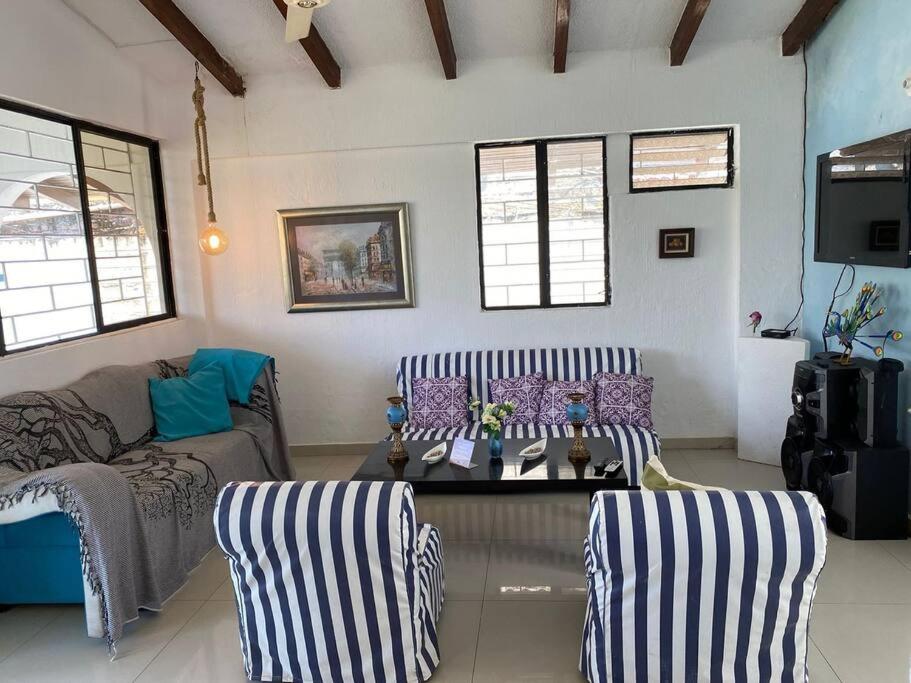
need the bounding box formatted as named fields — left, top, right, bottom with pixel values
left=659, top=228, right=695, bottom=258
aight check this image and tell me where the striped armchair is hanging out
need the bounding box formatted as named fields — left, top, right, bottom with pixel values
left=215, top=481, right=444, bottom=682
left=581, top=490, right=827, bottom=682
left=396, top=347, right=660, bottom=485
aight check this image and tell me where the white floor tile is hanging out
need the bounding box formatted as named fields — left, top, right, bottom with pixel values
left=416, top=494, right=497, bottom=541
left=657, top=450, right=703, bottom=484
left=0, top=601, right=203, bottom=683
left=492, top=492, right=589, bottom=540
left=291, top=455, right=331, bottom=480
left=674, top=448, right=738, bottom=462
left=443, top=542, right=491, bottom=601
left=433, top=601, right=483, bottom=683
left=816, top=534, right=911, bottom=604
left=137, top=600, right=247, bottom=682
left=686, top=454, right=786, bottom=490
left=473, top=601, right=586, bottom=682
left=171, top=548, right=229, bottom=602
left=321, top=455, right=368, bottom=481
left=812, top=603, right=911, bottom=682
left=0, top=605, right=61, bottom=662
left=485, top=540, right=586, bottom=601
left=879, top=538, right=911, bottom=571
left=212, top=577, right=235, bottom=601
left=807, top=638, right=841, bottom=683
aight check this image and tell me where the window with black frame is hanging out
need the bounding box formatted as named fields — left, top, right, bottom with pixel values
left=0, top=100, right=174, bottom=355
left=475, top=137, right=609, bottom=309
left=630, top=128, right=734, bottom=192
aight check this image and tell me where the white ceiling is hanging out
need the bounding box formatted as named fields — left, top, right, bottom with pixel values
left=60, top=0, right=807, bottom=87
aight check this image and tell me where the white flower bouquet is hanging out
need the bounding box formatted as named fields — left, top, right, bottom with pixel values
left=469, top=399, right=516, bottom=438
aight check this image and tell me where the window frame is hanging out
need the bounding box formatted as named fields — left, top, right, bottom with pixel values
left=0, top=96, right=176, bottom=357
left=474, top=135, right=610, bottom=311
left=628, top=127, right=735, bottom=194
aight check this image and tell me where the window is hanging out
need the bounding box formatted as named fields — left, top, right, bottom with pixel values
left=630, top=128, right=733, bottom=192
left=476, top=137, right=608, bottom=309
left=0, top=99, right=173, bottom=355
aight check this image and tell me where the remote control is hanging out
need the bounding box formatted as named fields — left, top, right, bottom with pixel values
left=604, top=459, right=623, bottom=477
left=593, top=459, right=607, bottom=476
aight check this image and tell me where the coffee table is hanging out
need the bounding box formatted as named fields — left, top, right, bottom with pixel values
left=352, top=437, right=631, bottom=496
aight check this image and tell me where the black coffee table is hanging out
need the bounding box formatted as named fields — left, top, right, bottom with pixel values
left=352, top=437, right=631, bottom=496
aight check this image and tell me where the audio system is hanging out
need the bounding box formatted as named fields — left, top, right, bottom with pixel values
left=781, top=352, right=908, bottom=540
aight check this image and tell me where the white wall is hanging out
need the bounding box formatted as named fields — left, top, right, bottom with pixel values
left=0, top=0, right=206, bottom=395
left=200, top=38, right=805, bottom=446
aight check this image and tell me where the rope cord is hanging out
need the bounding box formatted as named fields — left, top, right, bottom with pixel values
left=192, top=63, right=216, bottom=223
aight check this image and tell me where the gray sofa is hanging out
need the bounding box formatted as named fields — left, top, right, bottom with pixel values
left=0, top=356, right=293, bottom=647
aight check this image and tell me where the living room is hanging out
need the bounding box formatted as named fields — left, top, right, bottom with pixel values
left=0, top=0, right=909, bottom=681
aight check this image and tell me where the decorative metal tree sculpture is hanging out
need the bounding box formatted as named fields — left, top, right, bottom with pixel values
left=824, top=282, right=903, bottom=365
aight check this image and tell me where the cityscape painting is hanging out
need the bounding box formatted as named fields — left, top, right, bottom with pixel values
left=277, top=203, right=414, bottom=312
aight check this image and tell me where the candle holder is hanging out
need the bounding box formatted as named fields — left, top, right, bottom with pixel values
left=566, top=392, right=591, bottom=465
left=386, top=396, right=409, bottom=465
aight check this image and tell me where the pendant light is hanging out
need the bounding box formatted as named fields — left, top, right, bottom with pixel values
left=193, top=63, right=228, bottom=255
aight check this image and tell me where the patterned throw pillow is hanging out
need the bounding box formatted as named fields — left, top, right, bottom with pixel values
left=594, top=372, right=654, bottom=429
left=537, top=379, right=597, bottom=425
left=488, top=373, right=546, bottom=425
left=409, top=376, right=470, bottom=429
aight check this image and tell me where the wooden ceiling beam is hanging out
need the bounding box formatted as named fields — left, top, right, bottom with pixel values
left=270, top=0, right=341, bottom=88
left=424, top=0, right=457, bottom=80
left=669, top=0, right=712, bottom=67
left=135, top=0, right=245, bottom=97
left=553, top=0, right=571, bottom=73
left=782, top=0, right=839, bottom=56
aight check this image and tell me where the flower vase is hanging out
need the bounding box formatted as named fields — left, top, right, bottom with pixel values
left=488, top=432, right=503, bottom=460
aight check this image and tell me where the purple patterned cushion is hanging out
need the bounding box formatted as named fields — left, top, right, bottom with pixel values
left=488, top=373, right=546, bottom=425
left=536, top=379, right=597, bottom=425
left=595, top=372, right=654, bottom=429
left=409, top=376, right=469, bottom=429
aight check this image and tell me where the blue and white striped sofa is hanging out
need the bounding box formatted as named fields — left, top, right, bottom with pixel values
left=580, top=489, right=828, bottom=682
left=396, top=347, right=660, bottom=486
left=215, top=481, right=444, bottom=682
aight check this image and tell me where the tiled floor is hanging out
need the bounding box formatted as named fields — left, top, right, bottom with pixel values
left=1, top=449, right=909, bottom=681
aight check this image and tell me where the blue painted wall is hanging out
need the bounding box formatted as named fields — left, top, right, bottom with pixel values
left=804, top=0, right=911, bottom=443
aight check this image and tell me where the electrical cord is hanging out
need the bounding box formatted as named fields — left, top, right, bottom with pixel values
left=783, top=48, right=809, bottom=333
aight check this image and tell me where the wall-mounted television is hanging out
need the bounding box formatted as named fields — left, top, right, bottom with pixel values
left=815, top=129, right=911, bottom=268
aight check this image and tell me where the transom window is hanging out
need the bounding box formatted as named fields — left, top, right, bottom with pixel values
left=630, top=128, right=734, bottom=192
left=0, top=99, right=174, bottom=355
left=475, top=137, right=609, bottom=309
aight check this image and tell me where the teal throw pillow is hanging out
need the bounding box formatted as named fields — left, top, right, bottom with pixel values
left=149, top=364, right=233, bottom=442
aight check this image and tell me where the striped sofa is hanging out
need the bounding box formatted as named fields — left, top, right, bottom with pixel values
left=215, top=481, right=444, bottom=682
left=396, top=347, right=660, bottom=486
left=580, top=490, right=827, bottom=682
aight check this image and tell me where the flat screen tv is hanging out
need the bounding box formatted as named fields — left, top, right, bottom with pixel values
left=815, top=129, right=911, bottom=268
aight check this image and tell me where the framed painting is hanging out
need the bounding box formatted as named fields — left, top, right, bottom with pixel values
left=277, top=203, right=415, bottom=312
left=658, top=228, right=695, bottom=258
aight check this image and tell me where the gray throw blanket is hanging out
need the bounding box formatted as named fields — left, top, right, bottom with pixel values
left=0, top=357, right=294, bottom=649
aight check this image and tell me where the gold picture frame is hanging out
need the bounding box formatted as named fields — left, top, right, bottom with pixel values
left=277, top=203, right=415, bottom=313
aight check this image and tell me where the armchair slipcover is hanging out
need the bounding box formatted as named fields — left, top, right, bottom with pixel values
left=215, top=480, right=444, bottom=682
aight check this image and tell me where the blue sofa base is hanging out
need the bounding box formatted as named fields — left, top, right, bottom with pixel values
left=0, top=512, right=84, bottom=604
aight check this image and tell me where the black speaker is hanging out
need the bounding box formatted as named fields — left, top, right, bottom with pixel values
left=810, top=437, right=909, bottom=540
left=781, top=353, right=908, bottom=540
left=855, top=358, right=904, bottom=447
left=791, top=353, right=861, bottom=441
left=781, top=415, right=813, bottom=490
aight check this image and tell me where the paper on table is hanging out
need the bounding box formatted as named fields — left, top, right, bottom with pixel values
left=449, top=437, right=477, bottom=469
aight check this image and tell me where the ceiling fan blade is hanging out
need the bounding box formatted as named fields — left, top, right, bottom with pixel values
left=285, top=4, right=314, bottom=42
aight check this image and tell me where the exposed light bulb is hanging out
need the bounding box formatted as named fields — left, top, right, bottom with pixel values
left=199, top=222, right=228, bottom=255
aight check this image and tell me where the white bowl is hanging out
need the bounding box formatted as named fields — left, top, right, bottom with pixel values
left=422, top=443, right=447, bottom=464
left=519, top=438, right=547, bottom=459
